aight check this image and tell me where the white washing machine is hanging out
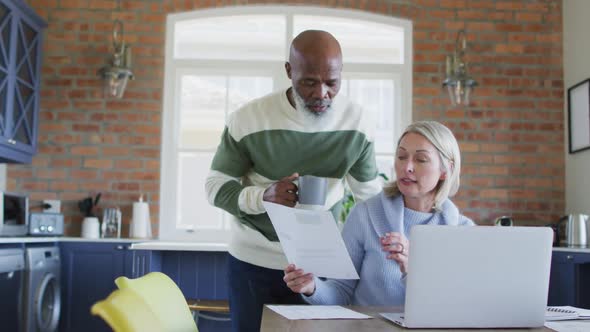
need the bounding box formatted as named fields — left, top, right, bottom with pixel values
left=23, top=246, right=61, bottom=332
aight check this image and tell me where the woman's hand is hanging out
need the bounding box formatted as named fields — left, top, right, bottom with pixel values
left=380, top=232, right=410, bottom=273
left=283, top=264, right=316, bottom=296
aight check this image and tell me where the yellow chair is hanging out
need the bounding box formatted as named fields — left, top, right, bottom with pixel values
left=91, top=272, right=199, bottom=332
left=90, top=288, right=164, bottom=332
left=114, top=272, right=199, bottom=332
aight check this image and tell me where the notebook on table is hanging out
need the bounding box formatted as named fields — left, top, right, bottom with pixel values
left=546, top=306, right=590, bottom=321
left=381, top=225, right=553, bottom=328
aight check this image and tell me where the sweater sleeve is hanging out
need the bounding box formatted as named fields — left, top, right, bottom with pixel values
left=459, top=215, right=476, bottom=226
left=206, top=126, right=266, bottom=216
left=345, top=141, right=381, bottom=202
left=303, top=203, right=367, bottom=305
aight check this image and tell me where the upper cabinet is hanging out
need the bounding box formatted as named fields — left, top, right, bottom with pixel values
left=0, top=0, right=46, bottom=163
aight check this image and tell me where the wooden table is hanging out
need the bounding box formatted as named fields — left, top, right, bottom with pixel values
left=260, top=306, right=554, bottom=332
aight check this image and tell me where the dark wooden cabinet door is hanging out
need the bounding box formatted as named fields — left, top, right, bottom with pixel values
left=548, top=253, right=576, bottom=306
left=131, top=249, right=162, bottom=278
left=161, top=251, right=231, bottom=332
left=0, top=0, right=45, bottom=163
left=60, top=244, right=232, bottom=332
left=59, top=242, right=133, bottom=332
left=0, top=2, right=11, bottom=141
left=548, top=251, right=590, bottom=309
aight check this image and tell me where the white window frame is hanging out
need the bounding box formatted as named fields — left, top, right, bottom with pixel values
left=159, top=6, right=413, bottom=241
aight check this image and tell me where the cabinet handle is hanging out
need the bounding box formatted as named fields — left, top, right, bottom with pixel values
left=116, top=245, right=125, bottom=250
left=8, top=139, right=16, bottom=145
left=566, top=255, right=574, bottom=260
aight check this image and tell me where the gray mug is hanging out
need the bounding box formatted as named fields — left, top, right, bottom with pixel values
left=298, top=175, right=328, bottom=206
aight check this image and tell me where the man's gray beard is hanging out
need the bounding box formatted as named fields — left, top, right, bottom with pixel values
left=292, top=88, right=332, bottom=120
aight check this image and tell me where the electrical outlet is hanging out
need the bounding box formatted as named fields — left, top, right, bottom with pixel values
left=43, top=199, right=61, bottom=213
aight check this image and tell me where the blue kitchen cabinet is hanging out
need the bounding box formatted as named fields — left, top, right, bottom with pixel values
left=548, top=250, right=590, bottom=309
left=131, top=249, right=162, bottom=278
left=0, top=0, right=46, bottom=163
left=141, top=250, right=231, bottom=332
left=59, top=241, right=134, bottom=332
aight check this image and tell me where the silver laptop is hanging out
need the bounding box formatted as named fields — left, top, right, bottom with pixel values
left=382, top=225, right=553, bottom=328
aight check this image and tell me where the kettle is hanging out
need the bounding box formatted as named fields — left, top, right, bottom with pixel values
left=559, top=214, right=589, bottom=247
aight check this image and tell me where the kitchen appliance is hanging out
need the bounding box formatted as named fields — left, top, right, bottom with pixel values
left=0, top=248, right=25, bottom=331
left=494, top=216, right=513, bottom=226
left=29, top=212, right=64, bottom=236
left=0, top=192, right=29, bottom=236
left=546, top=223, right=560, bottom=247
left=23, top=246, right=61, bottom=332
left=560, top=214, right=588, bottom=247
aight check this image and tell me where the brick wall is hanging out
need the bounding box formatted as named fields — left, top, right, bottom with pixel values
left=12, top=0, right=564, bottom=236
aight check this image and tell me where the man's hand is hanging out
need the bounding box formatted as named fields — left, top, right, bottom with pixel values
left=263, top=173, right=299, bottom=207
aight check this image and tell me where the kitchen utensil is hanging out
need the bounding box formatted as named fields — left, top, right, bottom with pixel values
left=78, top=193, right=102, bottom=217
left=560, top=214, right=588, bottom=247
left=94, top=193, right=101, bottom=211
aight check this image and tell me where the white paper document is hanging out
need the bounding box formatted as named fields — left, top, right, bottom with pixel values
left=267, top=305, right=371, bottom=320
left=263, top=201, right=359, bottom=279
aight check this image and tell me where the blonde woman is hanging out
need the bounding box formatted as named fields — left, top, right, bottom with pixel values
left=284, top=121, right=474, bottom=306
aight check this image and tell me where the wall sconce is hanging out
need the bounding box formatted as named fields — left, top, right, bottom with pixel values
left=443, top=30, right=477, bottom=106
left=98, top=20, right=133, bottom=99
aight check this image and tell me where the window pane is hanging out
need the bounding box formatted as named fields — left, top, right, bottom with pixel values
left=344, top=79, right=395, bottom=154
left=293, top=15, right=404, bottom=64
left=179, top=75, right=226, bottom=150
left=175, top=15, right=286, bottom=60
left=228, top=76, right=273, bottom=113
left=163, top=7, right=411, bottom=241
left=178, top=152, right=226, bottom=229
left=376, top=154, right=394, bottom=182
left=340, top=79, right=348, bottom=97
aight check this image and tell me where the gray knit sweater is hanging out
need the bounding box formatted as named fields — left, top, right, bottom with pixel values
left=305, top=192, right=474, bottom=306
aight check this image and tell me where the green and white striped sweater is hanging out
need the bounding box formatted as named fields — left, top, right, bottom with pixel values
left=206, top=89, right=382, bottom=270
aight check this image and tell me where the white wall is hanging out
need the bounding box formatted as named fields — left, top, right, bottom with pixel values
left=564, top=0, right=590, bottom=214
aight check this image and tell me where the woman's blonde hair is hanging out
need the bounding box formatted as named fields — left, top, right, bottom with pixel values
left=383, top=120, right=461, bottom=211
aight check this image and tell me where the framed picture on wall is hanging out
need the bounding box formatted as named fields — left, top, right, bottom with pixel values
left=568, top=78, right=590, bottom=154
